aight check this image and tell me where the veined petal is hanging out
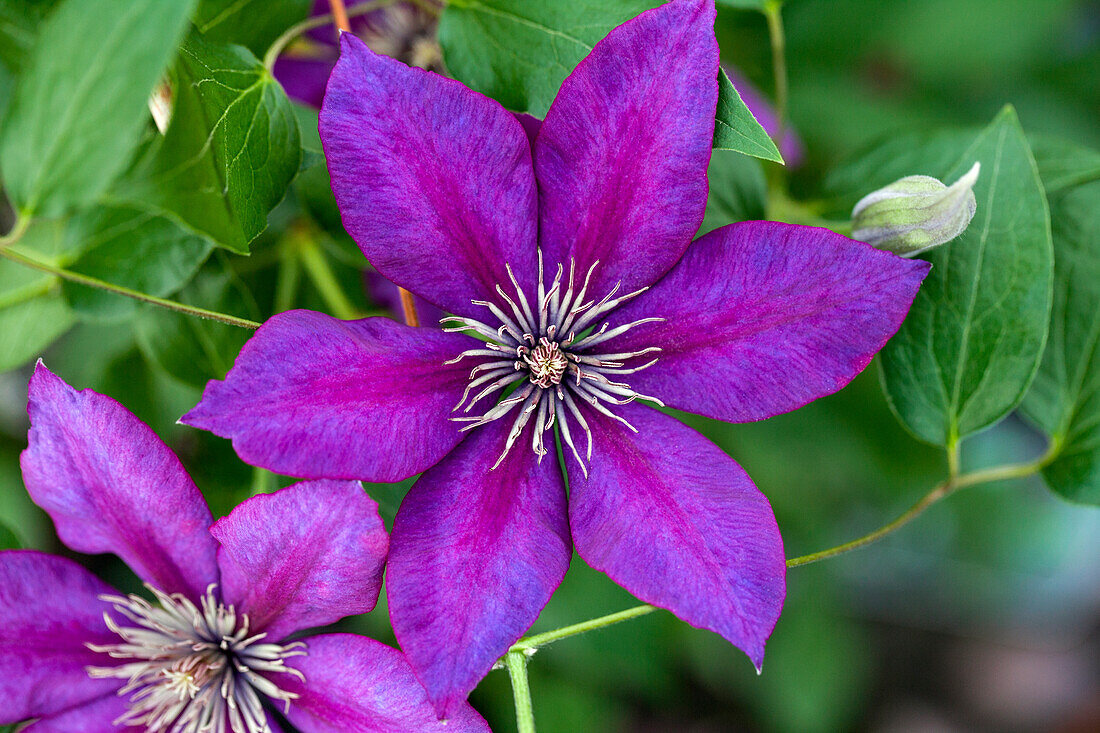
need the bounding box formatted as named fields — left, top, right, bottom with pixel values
left=20, top=694, right=129, bottom=733
left=212, top=480, right=388, bottom=641
left=514, top=112, right=541, bottom=151
left=566, top=405, right=786, bottom=669
left=21, top=363, right=218, bottom=598
left=604, top=222, right=931, bottom=422
left=0, top=551, right=121, bottom=724
left=535, top=0, right=718, bottom=297
left=321, top=33, right=539, bottom=316
left=182, top=311, right=477, bottom=482
left=278, top=634, right=491, bottom=732
left=387, top=419, right=571, bottom=715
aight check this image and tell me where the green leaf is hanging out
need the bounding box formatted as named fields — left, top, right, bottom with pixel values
left=1021, top=180, right=1100, bottom=504
left=112, top=30, right=301, bottom=254
left=0, top=221, right=75, bottom=371
left=698, top=149, right=766, bottom=236
left=824, top=127, right=976, bottom=214
left=0, top=0, right=57, bottom=74
left=134, top=264, right=257, bottom=388
left=713, top=68, right=782, bottom=162
left=60, top=205, right=213, bottom=321
left=439, top=0, right=662, bottom=117
left=0, top=0, right=196, bottom=216
left=440, top=1, right=780, bottom=155
left=1029, top=134, right=1100, bottom=196
left=880, top=106, right=1053, bottom=446
left=194, top=0, right=312, bottom=57
left=0, top=522, right=20, bottom=550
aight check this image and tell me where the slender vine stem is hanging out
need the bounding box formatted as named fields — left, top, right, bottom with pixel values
left=511, top=603, right=658, bottom=652
left=0, top=246, right=261, bottom=329
left=0, top=214, right=29, bottom=248
left=263, top=0, right=396, bottom=70
left=504, top=651, right=536, bottom=733
left=507, top=444, right=1059, bottom=658
left=785, top=480, right=954, bottom=568
left=763, top=0, right=788, bottom=151
left=787, top=448, right=1058, bottom=567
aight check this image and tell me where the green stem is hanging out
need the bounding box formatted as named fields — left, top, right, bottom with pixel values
left=297, top=237, right=361, bottom=319
left=946, top=431, right=961, bottom=479
left=785, top=479, right=954, bottom=568
left=504, top=651, right=536, bottom=733
left=507, top=444, right=1062, bottom=652
left=263, top=0, right=395, bottom=71
left=0, top=246, right=261, bottom=329
left=786, top=445, right=1059, bottom=568
left=0, top=214, right=30, bottom=248
left=762, top=1, right=788, bottom=151
left=511, top=604, right=658, bottom=652
left=250, top=466, right=277, bottom=496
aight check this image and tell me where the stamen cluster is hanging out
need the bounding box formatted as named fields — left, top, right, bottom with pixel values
left=443, top=252, right=664, bottom=473
left=87, top=585, right=305, bottom=733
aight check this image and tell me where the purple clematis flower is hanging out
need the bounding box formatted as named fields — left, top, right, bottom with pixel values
left=1, top=363, right=489, bottom=732
left=274, top=0, right=441, bottom=108
left=182, top=0, right=929, bottom=715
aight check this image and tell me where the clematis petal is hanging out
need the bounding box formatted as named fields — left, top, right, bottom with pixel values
left=535, top=0, right=718, bottom=297
left=320, top=33, right=539, bottom=316
left=566, top=404, right=786, bottom=669
left=274, top=56, right=336, bottom=109
left=278, top=634, right=491, bottom=732
left=603, top=222, right=931, bottom=423
left=514, top=112, right=541, bottom=150
left=21, top=363, right=218, bottom=598
left=211, top=479, right=389, bottom=641
left=20, top=694, right=129, bottom=733
left=0, top=551, right=121, bottom=724
left=387, top=419, right=571, bottom=715
left=182, top=312, right=477, bottom=482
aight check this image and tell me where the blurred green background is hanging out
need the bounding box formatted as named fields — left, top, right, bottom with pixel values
left=2, top=0, right=1099, bottom=731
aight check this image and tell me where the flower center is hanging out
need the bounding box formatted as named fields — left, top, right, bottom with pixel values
left=87, top=584, right=305, bottom=733
left=442, top=251, right=663, bottom=474
left=524, top=339, right=569, bottom=387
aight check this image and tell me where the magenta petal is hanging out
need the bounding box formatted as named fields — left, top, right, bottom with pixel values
left=535, top=0, right=718, bottom=296
left=513, top=112, right=541, bottom=151
left=211, top=480, right=388, bottom=641
left=0, top=551, right=121, bottom=723
left=567, top=404, right=786, bottom=668
left=605, top=222, right=931, bottom=423
left=387, top=419, right=571, bottom=715
left=21, top=364, right=218, bottom=598
left=320, top=34, right=538, bottom=316
left=20, top=694, right=128, bottom=733
left=279, top=634, right=490, bottom=732
left=274, top=56, right=336, bottom=108
left=182, top=312, right=476, bottom=482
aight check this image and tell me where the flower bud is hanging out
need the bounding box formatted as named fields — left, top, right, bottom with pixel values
left=851, top=162, right=980, bottom=256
